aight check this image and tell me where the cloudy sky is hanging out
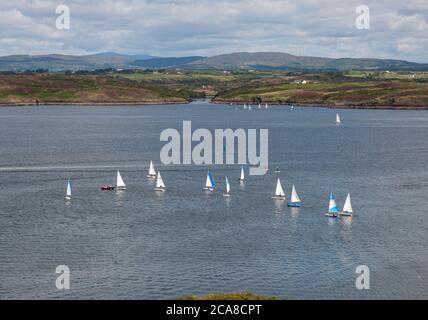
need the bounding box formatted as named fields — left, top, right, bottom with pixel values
left=0, top=0, right=427, bottom=62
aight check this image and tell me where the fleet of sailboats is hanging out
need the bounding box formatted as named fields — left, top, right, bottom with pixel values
left=62, top=166, right=354, bottom=218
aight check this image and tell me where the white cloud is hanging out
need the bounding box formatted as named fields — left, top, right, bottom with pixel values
left=0, top=0, right=426, bottom=62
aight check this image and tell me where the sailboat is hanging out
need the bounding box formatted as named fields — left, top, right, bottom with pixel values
left=291, top=105, right=294, bottom=110
left=265, top=103, right=268, bottom=109
left=116, top=170, right=126, bottom=190
left=287, top=184, right=303, bottom=207
left=243, top=104, right=247, bottom=110
left=223, top=176, right=231, bottom=197
left=204, top=170, right=215, bottom=191
left=238, top=166, right=245, bottom=182
left=339, top=193, right=353, bottom=217
left=147, top=161, right=157, bottom=178
left=325, top=193, right=339, bottom=217
left=272, top=178, right=286, bottom=200
left=258, top=103, right=261, bottom=109
left=248, top=105, right=252, bottom=110
left=336, top=113, right=342, bottom=125
left=154, top=171, right=166, bottom=192
left=65, top=178, right=72, bottom=200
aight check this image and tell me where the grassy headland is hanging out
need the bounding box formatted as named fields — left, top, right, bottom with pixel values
left=179, top=292, right=278, bottom=300
left=1, top=70, right=428, bottom=108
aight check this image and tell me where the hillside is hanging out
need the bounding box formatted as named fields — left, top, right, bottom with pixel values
left=1, top=52, right=427, bottom=72
left=0, top=74, right=190, bottom=105
left=190, top=52, right=428, bottom=71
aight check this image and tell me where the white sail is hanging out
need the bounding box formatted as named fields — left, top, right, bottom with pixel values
left=65, top=178, right=72, bottom=199
left=342, top=193, right=353, bottom=213
left=336, top=113, right=341, bottom=124
left=290, top=184, right=301, bottom=203
left=248, top=105, right=252, bottom=110
left=156, top=171, right=166, bottom=189
left=265, top=103, right=268, bottom=109
left=275, top=178, right=285, bottom=198
left=258, top=103, right=261, bottom=109
left=148, top=161, right=156, bottom=176
left=240, top=166, right=245, bottom=181
left=225, top=177, right=230, bottom=194
left=116, top=170, right=126, bottom=189
left=329, top=196, right=338, bottom=212
left=244, top=104, right=247, bottom=109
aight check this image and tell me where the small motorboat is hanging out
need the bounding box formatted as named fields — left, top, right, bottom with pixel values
left=101, top=184, right=115, bottom=191
left=275, top=167, right=280, bottom=173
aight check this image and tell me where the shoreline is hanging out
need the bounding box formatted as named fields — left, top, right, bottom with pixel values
left=212, top=100, right=428, bottom=110
left=0, top=101, right=190, bottom=107
left=0, top=99, right=427, bottom=110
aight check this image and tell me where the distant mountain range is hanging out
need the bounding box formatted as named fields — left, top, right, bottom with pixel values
left=1, top=51, right=427, bottom=72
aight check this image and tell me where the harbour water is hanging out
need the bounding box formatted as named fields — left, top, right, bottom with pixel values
left=0, top=101, right=427, bottom=299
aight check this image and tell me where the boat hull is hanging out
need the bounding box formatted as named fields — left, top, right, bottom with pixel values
left=65, top=196, right=71, bottom=200
left=325, top=212, right=339, bottom=218
left=116, top=187, right=127, bottom=190
left=154, top=187, right=165, bottom=192
left=147, top=175, right=156, bottom=179
left=223, top=193, right=230, bottom=197
left=204, top=187, right=215, bottom=192
left=288, top=203, right=303, bottom=207
left=272, top=196, right=286, bottom=200
left=339, top=212, right=353, bottom=217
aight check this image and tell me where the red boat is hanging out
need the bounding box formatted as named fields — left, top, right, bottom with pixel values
left=101, top=185, right=115, bottom=191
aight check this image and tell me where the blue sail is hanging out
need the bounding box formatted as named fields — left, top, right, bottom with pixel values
left=329, top=193, right=339, bottom=213
left=208, top=170, right=215, bottom=188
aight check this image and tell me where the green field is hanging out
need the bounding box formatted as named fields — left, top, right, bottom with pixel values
left=1, top=70, right=428, bottom=108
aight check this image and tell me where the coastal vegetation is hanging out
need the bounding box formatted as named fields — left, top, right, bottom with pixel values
left=1, top=69, right=428, bottom=108
left=179, top=292, right=278, bottom=300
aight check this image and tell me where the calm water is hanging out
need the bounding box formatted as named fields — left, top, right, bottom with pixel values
left=0, top=101, right=427, bottom=299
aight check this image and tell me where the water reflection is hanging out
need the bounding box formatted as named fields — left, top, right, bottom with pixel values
left=274, top=199, right=285, bottom=214
left=115, top=190, right=126, bottom=206
left=290, top=207, right=300, bottom=219
left=327, top=217, right=338, bottom=226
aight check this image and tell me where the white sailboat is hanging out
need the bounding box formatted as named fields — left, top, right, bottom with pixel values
left=336, top=113, right=342, bottom=125
left=147, top=161, right=157, bottom=178
left=265, top=103, right=268, bottom=109
left=65, top=178, right=72, bottom=200
left=239, top=166, right=245, bottom=182
left=287, top=184, right=303, bottom=207
left=248, top=105, right=252, bottom=110
left=339, top=193, right=353, bottom=216
left=325, top=193, right=339, bottom=217
left=223, top=176, right=231, bottom=197
left=116, top=170, right=126, bottom=190
left=154, top=171, right=166, bottom=192
left=243, top=104, right=247, bottom=110
left=204, top=170, right=215, bottom=191
left=258, top=103, right=261, bottom=109
left=273, top=178, right=286, bottom=200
